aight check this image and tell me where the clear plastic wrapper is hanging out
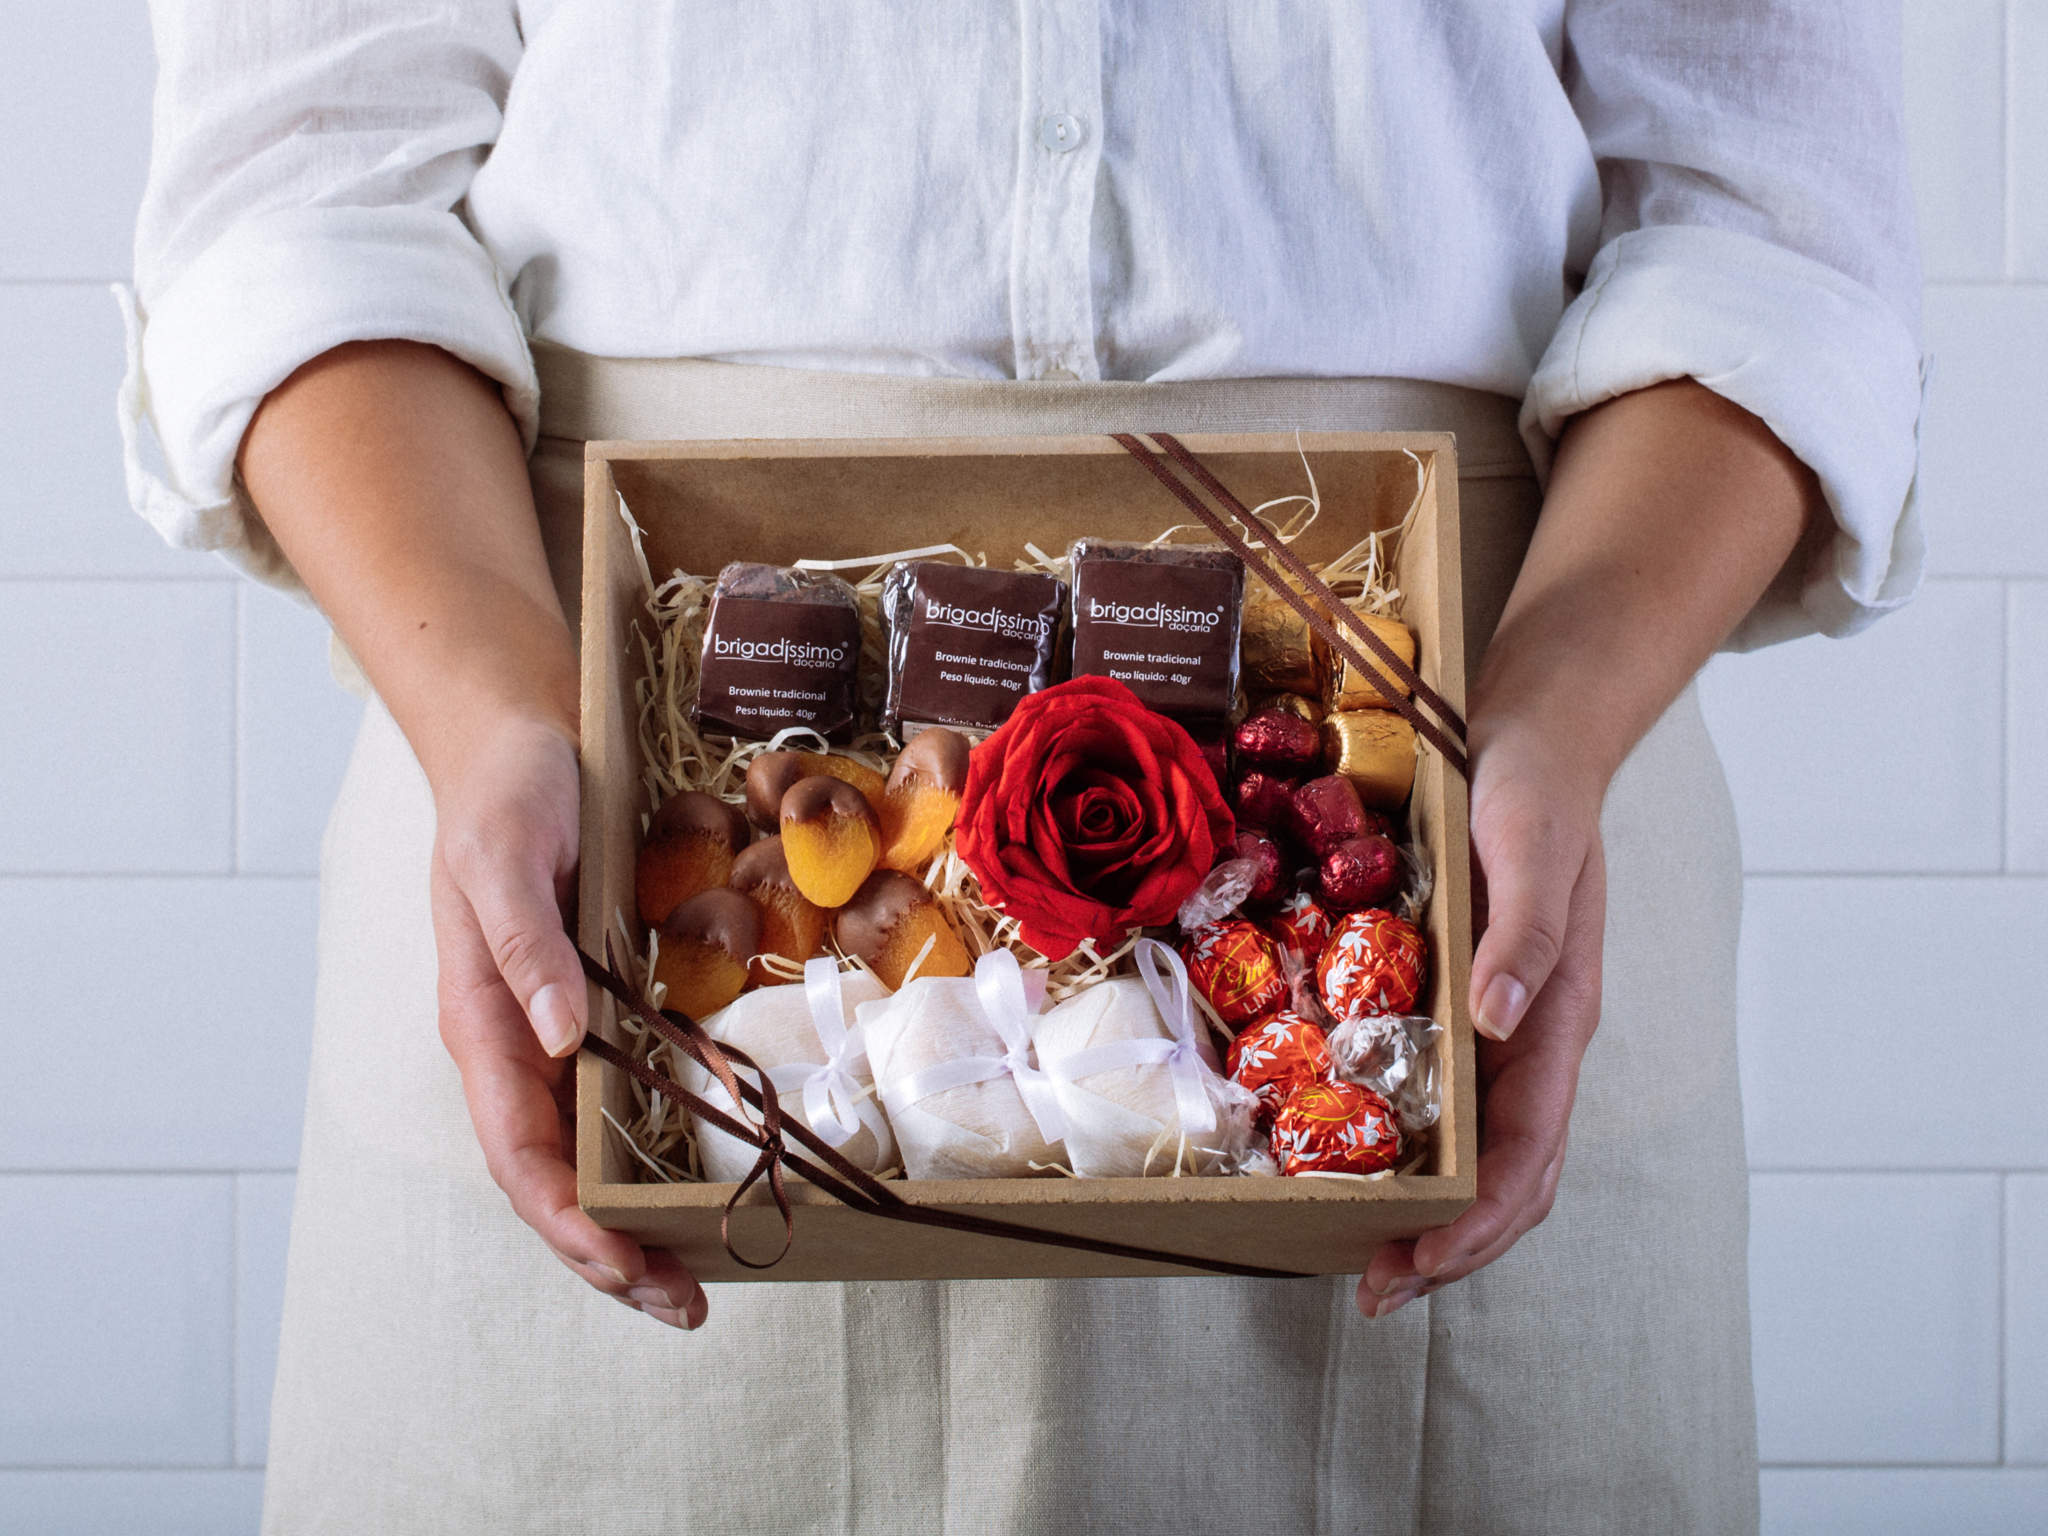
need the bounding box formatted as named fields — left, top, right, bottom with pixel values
left=1176, top=858, right=1261, bottom=931
left=1326, top=1011, right=1443, bottom=1137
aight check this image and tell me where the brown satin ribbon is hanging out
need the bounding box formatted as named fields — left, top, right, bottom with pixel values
left=578, top=944, right=1312, bottom=1279
left=1110, top=431, right=1471, bottom=780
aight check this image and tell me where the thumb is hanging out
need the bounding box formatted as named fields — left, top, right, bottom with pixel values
left=470, top=860, right=589, bottom=1058
left=1467, top=804, right=1589, bottom=1042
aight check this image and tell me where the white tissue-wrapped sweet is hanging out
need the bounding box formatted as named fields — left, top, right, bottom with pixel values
left=680, top=962, right=896, bottom=1183
left=1029, top=941, right=1258, bottom=1178
left=858, top=952, right=1067, bottom=1180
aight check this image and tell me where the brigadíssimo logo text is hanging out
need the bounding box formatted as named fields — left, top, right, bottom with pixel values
left=712, top=635, right=852, bottom=666
left=1086, top=598, right=1225, bottom=633
left=924, top=600, right=1054, bottom=640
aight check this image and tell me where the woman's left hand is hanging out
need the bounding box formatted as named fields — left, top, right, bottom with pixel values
left=1348, top=379, right=1827, bottom=1320
left=1357, top=726, right=1608, bottom=1318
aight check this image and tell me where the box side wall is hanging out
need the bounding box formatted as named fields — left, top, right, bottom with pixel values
left=576, top=456, right=645, bottom=1194
left=1388, top=449, right=1479, bottom=1180
left=577, top=431, right=1478, bottom=1270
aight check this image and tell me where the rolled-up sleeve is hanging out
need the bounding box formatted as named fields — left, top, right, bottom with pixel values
left=119, top=0, right=532, bottom=593
left=1524, top=1, right=1928, bottom=648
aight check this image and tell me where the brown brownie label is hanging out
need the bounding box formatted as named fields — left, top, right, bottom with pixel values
left=697, top=597, right=861, bottom=739
left=1071, top=554, right=1242, bottom=717
left=887, top=563, right=1064, bottom=731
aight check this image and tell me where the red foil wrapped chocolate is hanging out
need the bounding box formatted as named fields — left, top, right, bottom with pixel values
left=1226, top=1010, right=1335, bottom=1118
left=1231, top=829, right=1287, bottom=906
left=1318, top=833, right=1402, bottom=911
left=1286, top=774, right=1374, bottom=859
left=1232, top=770, right=1299, bottom=832
left=1181, top=919, right=1288, bottom=1027
left=1232, top=707, right=1323, bottom=773
left=1315, top=908, right=1426, bottom=1020
left=1265, top=888, right=1335, bottom=965
left=1272, top=1080, right=1402, bottom=1175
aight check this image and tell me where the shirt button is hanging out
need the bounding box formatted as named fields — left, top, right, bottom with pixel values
left=1038, top=113, right=1086, bottom=153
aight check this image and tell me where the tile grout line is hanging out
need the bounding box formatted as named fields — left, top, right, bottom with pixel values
left=233, top=585, right=245, bottom=874
left=2004, top=0, right=2014, bottom=283
left=230, top=1174, right=242, bottom=1470
left=1999, top=1172, right=2009, bottom=1465
left=2002, top=580, right=2012, bottom=873
left=2007, top=0, right=2017, bottom=281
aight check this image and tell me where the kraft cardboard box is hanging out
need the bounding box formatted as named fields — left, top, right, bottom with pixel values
left=575, top=432, right=1477, bottom=1281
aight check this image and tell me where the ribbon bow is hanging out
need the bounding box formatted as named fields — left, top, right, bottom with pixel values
left=887, top=949, right=1069, bottom=1146
left=1041, top=938, right=1221, bottom=1138
left=761, top=958, right=877, bottom=1149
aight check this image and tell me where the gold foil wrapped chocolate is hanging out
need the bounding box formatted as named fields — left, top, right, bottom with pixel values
left=1314, top=610, right=1417, bottom=711
left=1238, top=588, right=1320, bottom=696
left=1265, top=691, right=1323, bottom=723
left=1323, top=709, right=1417, bottom=809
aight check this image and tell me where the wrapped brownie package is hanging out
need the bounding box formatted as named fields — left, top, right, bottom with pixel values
left=1068, top=540, right=1244, bottom=720
left=694, top=562, right=862, bottom=741
left=881, top=561, right=1065, bottom=735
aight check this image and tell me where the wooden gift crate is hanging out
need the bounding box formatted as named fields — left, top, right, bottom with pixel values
left=576, top=432, right=1477, bottom=1280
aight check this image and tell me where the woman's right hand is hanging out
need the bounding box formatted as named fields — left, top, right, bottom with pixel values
left=427, top=710, right=709, bottom=1330
left=236, top=341, right=706, bottom=1330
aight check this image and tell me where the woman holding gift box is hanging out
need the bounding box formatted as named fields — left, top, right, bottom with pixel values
left=120, top=4, right=1921, bottom=1532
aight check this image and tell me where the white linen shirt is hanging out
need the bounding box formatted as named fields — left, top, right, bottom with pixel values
left=120, top=0, right=1925, bottom=646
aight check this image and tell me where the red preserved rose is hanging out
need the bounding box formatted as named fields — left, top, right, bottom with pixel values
left=955, top=676, right=1234, bottom=961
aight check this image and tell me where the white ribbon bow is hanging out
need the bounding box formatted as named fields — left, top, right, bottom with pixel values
left=763, top=958, right=878, bottom=1150
left=888, top=949, right=1069, bottom=1145
left=1042, top=938, right=1220, bottom=1138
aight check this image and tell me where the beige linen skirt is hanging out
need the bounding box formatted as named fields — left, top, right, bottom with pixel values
left=263, top=356, right=1758, bottom=1534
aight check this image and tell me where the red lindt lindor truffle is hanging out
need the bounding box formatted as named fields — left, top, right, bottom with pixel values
left=1233, top=770, right=1299, bottom=832
left=1226, top=1010, right=1335, bottom=1119
left=1287, top=774, right=1376, bottom=860
left=1231, top=829, right=1287, bottom=907
left=1316, top=909, right=1426, bottom=1021
left=1232, top=708, right=1322, bottom=773
left=1265, top=888, right=1336, bottom=965
left=1272, top=1080, right=1402, bottom=1175
left=1181, top=919, right=1289, bottom=1028
left=1319, top=833, right=1402, bottom=911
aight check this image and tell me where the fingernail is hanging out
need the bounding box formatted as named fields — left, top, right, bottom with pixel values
left=1373, top=1272, right=1416, bottom=1297
left=683, top=1289, right=709, bottom=1329
left=597, top=1263, right=634, bottom=1287
left=643, top=1304, right=687, bottom=1329
left=531, top=983, right=582, bottom=1057
left=628, top=1284, right=679, bottom=1309
left=1384, top=1280, right=1430, bottom=1314
left=1476, top=975, right=1528, bottom=1041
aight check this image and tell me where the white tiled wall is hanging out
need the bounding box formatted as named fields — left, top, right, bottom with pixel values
left=0, top=4, right=2041, bottom=1532
left=1696, top=5, right=2048, bottom=1522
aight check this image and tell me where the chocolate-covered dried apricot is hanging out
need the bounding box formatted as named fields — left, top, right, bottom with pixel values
left=744, top=750, right=886, bottom=831
left=653, top=888, right=762, bottom=1020
left=880, top=728, right=969, bottom=872
left=833, top=869, right=972, bottom=989
left=743, top=752, right=811, bottom=832
left=635, top=790, right=750, bottom=926
left=729, top=836, right=829, bottom=982
left=780, top=775, right=882, bottom=908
